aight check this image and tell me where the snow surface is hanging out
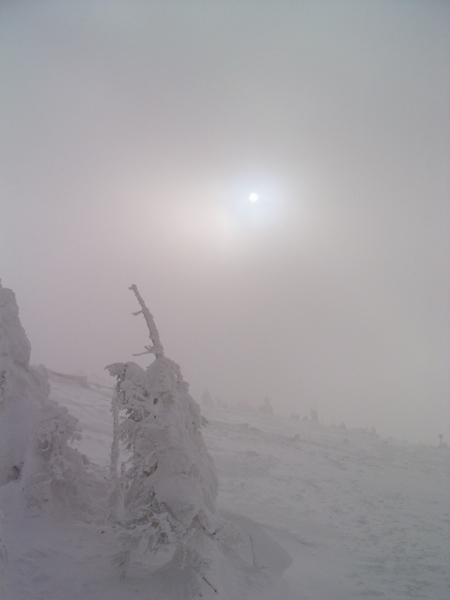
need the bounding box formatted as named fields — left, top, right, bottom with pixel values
left=1, top=371, right=449, bottom=599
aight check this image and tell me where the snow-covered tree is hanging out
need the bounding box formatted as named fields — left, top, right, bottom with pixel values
left=0, top=280, right=91, bottom=514
left=106, top=285, right=224, bottom=590
left=258, top=395, right=273, bottom=416
left=310, top=406, right=319, bottom=423
left=201, top=389, right=214, bottom=407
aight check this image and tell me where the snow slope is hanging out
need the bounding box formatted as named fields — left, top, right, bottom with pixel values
left=1, top=372, right=449, bottom=599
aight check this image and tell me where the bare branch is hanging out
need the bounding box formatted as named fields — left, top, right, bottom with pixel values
left=129, top=285, right=164, bottom=358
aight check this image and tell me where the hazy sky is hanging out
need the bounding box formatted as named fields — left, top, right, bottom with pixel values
left=2, top=1, right=449, bottom=443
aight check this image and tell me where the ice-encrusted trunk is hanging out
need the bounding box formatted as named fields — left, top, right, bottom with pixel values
left=0, top=507, right=6, bottom=596
left=108, top=371, right=123, bottom=521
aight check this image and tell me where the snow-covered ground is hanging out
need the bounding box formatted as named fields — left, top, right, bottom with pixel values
left=1, top=372, right=449, bottom=599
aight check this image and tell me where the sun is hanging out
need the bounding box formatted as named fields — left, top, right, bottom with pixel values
left=249, top=192, right=259, bottom=202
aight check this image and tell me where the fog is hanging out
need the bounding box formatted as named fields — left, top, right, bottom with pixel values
left=1, top=0, right=449, bottom=444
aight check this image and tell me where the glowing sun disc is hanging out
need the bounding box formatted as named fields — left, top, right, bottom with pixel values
left=249, top=192, right=259, bottom=202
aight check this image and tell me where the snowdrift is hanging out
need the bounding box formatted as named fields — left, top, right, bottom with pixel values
left=1, top=282, right=448, bottom=599
left=2, top=370, right=449, bottom=599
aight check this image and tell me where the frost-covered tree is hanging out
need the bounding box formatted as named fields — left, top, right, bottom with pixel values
left=437, top=434, right=448, bottom=448
left=310, top=406, right=319, bottom=424
left=0, top=280, right=91, bottom=514
left=106, top=286, right=223, bottom=590
left=258, top=395, right=273, bottom=416
left=201, top=390, right=214, bottom=407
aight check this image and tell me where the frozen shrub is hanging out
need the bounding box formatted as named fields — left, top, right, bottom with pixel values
left=21, top=402, right=91, bottom=514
